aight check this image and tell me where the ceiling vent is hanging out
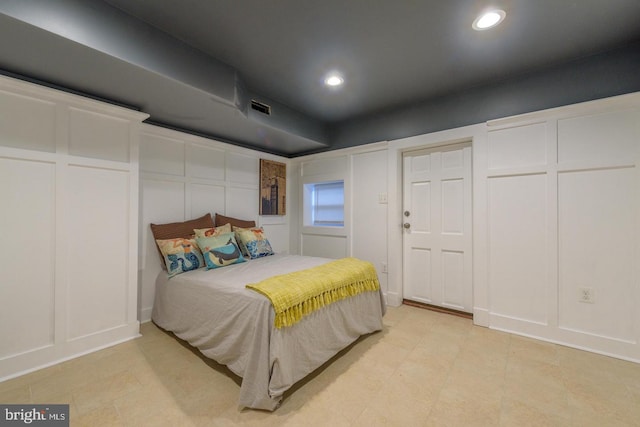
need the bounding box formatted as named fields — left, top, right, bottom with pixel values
left=251, top=99, right=271, bottom=115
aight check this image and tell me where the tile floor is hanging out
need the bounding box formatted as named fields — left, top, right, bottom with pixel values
left=1, top=305, right=639, bottom=426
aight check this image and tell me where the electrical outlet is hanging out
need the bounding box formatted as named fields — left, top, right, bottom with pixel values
left=378, top=193, right=388, bottom=204
left=578, top=287, right=595, bottom=304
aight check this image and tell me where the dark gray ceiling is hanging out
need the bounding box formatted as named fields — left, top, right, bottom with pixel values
left=1, top=0, right=640, bottom=156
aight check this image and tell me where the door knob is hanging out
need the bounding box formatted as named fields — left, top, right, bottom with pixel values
left=404, top=211, right=410, bottom=217
left=403, top=223, right=411, bottom=229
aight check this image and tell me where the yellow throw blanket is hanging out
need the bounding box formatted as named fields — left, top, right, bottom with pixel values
left=246, top=257, right=380, bottom=329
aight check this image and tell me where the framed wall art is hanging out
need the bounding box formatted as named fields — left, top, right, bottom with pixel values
left=259, top=159, right=286, bottom=215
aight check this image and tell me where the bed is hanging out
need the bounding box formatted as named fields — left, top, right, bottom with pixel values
left=149, top=214, right=386, bottom=410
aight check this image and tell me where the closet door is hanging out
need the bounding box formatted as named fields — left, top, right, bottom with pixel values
left=402, top=143, right=472, bottom=312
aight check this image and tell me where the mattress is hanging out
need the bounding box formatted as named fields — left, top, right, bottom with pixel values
left=151, top=253, right=385, bottom=410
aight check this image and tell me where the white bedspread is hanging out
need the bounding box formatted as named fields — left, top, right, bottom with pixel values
left=151, top=254, right=385, bottom=410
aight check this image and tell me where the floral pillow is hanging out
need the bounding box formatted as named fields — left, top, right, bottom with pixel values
left=156, top=238, right=205, bottom=277
left=233, top=227, right=275, bottom=259
left=193, top=222, right=232, bottom=238
left=196, top=232, right=245, bottom=269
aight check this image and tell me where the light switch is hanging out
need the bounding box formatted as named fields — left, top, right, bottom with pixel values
left=378, top=193, right=388, bottom=204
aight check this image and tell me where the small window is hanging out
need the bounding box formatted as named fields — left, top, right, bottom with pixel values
left=304, top=180, right=344, bottom=227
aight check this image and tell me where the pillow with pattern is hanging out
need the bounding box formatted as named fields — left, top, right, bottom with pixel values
left=197, top=232, right=245, bottom=269
left=156, top=238, right=205, bottom=277
left=233, top=227, right=275, bottom=259
left=193, top=222, right=232, bottom=238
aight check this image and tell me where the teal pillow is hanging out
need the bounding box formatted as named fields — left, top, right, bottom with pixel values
left=196, top=233, right=245, bottom=269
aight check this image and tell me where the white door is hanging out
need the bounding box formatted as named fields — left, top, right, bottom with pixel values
left=402, top=143, right=472, bottom=312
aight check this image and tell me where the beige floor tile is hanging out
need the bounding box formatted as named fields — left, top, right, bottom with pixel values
left=503, top=379, right=568, bottom=416
left=500, top=398, right=570, bottom=427
left=73, top=403, right=124, bottom=427
left=414, top=329, right=465, bottom=358
left=394, top=359, right=449, bottom=401
left=426, top=387, right=501, bottom=427
left=506, top=357, right=565, bottom=391
left=509, top=335, right=560, bottom=365
left=453, top=342, right=508, bottom=379
left=30, top=373, right=86, bottom=404
left=3, top=305, right=640, bottom=426
left=381, top=305, right=411, bottom=327
left=565, top=374, right=639, bottom=423
left=0, top=364, right=63, bottom=392
left=72, top=370, right=142, bottom=415
left=361, top=339, right=411, bottom=370
left=0, top=384, right=31, bottom=403
left=358, top=387, right=432, bottom=427
left=174, top=384, right=239, bottom=426
left=214, top=405, right=292, bottom=427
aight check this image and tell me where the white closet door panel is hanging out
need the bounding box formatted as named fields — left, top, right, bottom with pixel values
left=69, top=108, right=129, bottom=162
left=489, top=174, right=548, bottom=324
left=0, top=158, right=55, bottom=358
left=488, top=123, right=547, bottom=170
left=442, top=250, right=465, bottom=308
left=410, top=181, right=431, bottom=232
left=442, top=148, right=464, bottom=170
left=403, top=144, right=472, bottom=311
left=405, top=248, right=432, bottom=302
left=558, top=109, right=639, bottom=163
left=67, top=166, right=130, bottom=340
left=558, top=168, right=636, bottom=341
left=191, top=183, right=225, bottom=219
left=442, top=179, right=464, bottom=234
left=139, top=134, right=185, bottom=176
left=0, top=90, right=56, bottom=152
left=188, top=144, right=225, bottom=181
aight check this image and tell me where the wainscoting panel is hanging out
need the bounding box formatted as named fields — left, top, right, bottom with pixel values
left=0, top=75, right=145, bottom=380
left=486, top=96, right=640, bottom=361
left=558, top=167, right=636, bottom=342
left=0, top=89, right=56, bottom=153
left=488, top=173, right=549, bottom=324
left=0, top=158, right=55, bottom=359
left=66, top=165, right=130, bottom=340
left=69, top=108, right=130, bottom=163
left=301, top=234, right=347, bottom=259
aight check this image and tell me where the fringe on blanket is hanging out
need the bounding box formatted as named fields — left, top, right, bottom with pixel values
left=246, top=258, right=380, bottom=328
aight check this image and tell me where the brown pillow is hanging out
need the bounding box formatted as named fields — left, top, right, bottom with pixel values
left=215, top=213, right=256, bottom=229
left=150, top=213, right=215, bottom=269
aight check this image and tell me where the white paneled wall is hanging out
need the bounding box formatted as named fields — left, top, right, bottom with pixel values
left=0, top=76, right=146, bottom=380
left=352, top=150, right=389, bottom=296
left=488, top=172, right=549, bottom=324
left=484, top=98, right=640, bottom=361
left=299, top=155, right=350, bottom=259
left=294, top=143, right=389, bottom=298
left=138, top=125, right=290, bottom=322
left=1, top=158, right=56, bottom=357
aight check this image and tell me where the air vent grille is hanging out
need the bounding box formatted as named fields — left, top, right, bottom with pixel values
left=251, top=100, right=271, bottom=115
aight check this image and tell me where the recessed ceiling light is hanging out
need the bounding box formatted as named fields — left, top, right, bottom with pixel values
left=473, top=9, right=506, bottom=31
left=324, top=74, right=344, bottom=87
